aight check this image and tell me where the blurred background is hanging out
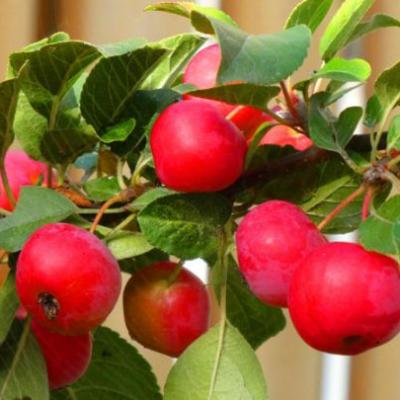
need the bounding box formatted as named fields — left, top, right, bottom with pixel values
left=1, top=1, right=400, bottom=399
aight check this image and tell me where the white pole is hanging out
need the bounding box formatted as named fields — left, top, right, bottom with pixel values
left=195, top=0, right=222, bottom=7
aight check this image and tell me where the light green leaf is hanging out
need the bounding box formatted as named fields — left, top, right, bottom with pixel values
left=346, top=14, right=400, bottom=46
left=387, top=115, right=400, bottom=151
left=285, top=0, right=334, bottom=32
left=84, top=176, right=120, bottom=202
left=81, top=46, right=167, bottom=134
left=320, top=0, right=375, bottom=60
left=164, top=323, right=267, bottom=400
left=107, top=232, right=154, bottom=260
left=0, top=186, right=77, bottom=252
left=0, top=272, right=19, bottom=345
left=313, top=57, right=371, bottom=82
left=130, top=187, right=175, bottom=211
left=98, top=38, right=147, bottom=57
left=214, top=22, right=311, bottom=85
left=138, top=193, right=232, bottom=260
left=360, top=196, right=400, bottom=255
left=0, top=320, right=49, bottom=400
left=51, top=327, right=162, bottom=400
left=0, top=79, right=19, bottom=161
left=227, top=258, right=286, bottom=349
left=188, top=84, right=280, bottom=109
left=142, top=33, right=206, bottom=89
left=101, top=118, right=136, bottom=144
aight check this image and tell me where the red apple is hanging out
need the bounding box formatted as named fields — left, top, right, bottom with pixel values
left=259, top=125, right=313, bottom=151
left=123, top=262, right=210, bottom=357
left=236, top=200, right=326, bottom=307
left=150, top=100, right=247, bottom=192
left=289, top=242, right=400, bottom=355
left=0, top=150, right=54, bottom=211
left=183, top=43, right=235, bottom=116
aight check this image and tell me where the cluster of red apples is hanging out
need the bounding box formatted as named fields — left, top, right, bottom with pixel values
left=150, top=43, right=400, bottom=356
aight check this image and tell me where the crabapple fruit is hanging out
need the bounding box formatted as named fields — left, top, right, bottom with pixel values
left=150, top=100, right=247, bottom=192
left=31, top=319, right=92, bottom=389
left=259, top=125, right=313, bottom=151
left=0, top=150, right=53, bottom=211
left=288, top=242, right=400, bottom=355
left=183, top=43, right=235, bottom=116
left=236, top=200, right=326, bottom=307
left=16, top=223, right=121, bottom=335
left=123, top=262, right=210, bottom=357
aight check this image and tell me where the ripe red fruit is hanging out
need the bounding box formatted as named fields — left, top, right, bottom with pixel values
left=0, top=150, right=53, bottom=211
left=259, top=125, right=313, bottom=151
left=150, top=100, right=247, bottom=192
left=183, top=43, right=235, bottom=116
left=16, top=223, right=121, bottom=335
left=288, top=242, right=400, bottom=355
left=31, top=319, right=92, bottom=390
left=236, top=200, right=326, bottom=307
left=123, top=262, right=210, bottom=357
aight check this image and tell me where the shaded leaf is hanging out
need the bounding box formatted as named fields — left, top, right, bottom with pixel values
left=0, top=272, right=19, bottom=345
left=387, top=115, right=400, bottom=151
left=84, top=177, right=120, bottom=202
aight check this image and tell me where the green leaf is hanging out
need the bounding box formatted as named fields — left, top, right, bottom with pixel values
left=84, top=176, right=120, bottom=202
left=387, top=115, right=400, bottom=151
left=164, top=323, right=267, bottom=400
left=107, top=232, right=154, bottom=260
left=7, top=32, right=70, bottom=78
left=98, top=38, right=147, bottom=57
left=51, top=327, right=162, bottom=400
left=227, top=257, right=285, bottom=349
left=0, top=187, right=77, bottom=252
left=0, top=320, right=49, bottom=400
left=313, top=57, right=371, bottom=82
left=214, top=22, right=311, bottom=86
left=138, top=193, right=232, bottom=260
left=18, top=41, right=101, bottom=119
left=130, top=187, right=176, bottom=211
left=309, top=93, right=363, bottom=152
left=81, top=46, right=167, bottom=135
left=285, top=0, right=334, bottom=32
left=145, top=2, right=238, bottom=32
left=142, top=33, right=206, bottom=89
left=0, top=79, right=19, bottom=161
left=320, top=0, right=375, bottom=60
left=346, top=14, right=400, bottom=46
left=360, top=196, right=400, bottom=255
left=0, top=272, right=19, bottom=344
left=119, top=249, right=169, bottom=275
left=101, top=118, right=136, bottom=144
left=364, top=95, right=383, bottom=128
left=374, top=61, right=400, bottom=126
left=188, top=84, right=280, bottom=109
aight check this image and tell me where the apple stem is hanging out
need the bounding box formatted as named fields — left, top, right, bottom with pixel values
left=0, top=249, right=7, bottom=263
left=362, top=186, right=375, bottom=221
left=280, top=81, right=300, bottom=124
left=167, top=264, right=183, bottom=285
left=46, top=164, right=53, bottom=189
left=317, top=185, right=365, bottom=232
left=0, top=161, right=16, bottom=209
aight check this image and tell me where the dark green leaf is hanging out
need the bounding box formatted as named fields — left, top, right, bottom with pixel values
left=313, top=57, right=371, bottom=82
left=0, top=320, right=49, bottom=400
left=81, top=46, right=167, bottom=134
left=0, top=272, right=19, bottom=344
left=346, top=14, right=400, bottom=46
left=285, top=0, right=334, bottom=32
left=164, top=323, right=267, bottom=400
left=387, top=115, right=400, bottom=151
left=320, top=0, right=375, bottom=60
left=188, top=84, right=280, bottom=109
left=0, top=187, right=77, bottom=252
left=119, top=249, right=169, bottom=274
left=364, top=95, right=383, bottom=128
left=52, top=327, right=162, bottom=400
left=214, top=22, right=311, bottom=86
left=107, top=232, right=154, bottom=260
left=84, top=177, right=120, bottom=202
left=227, top=257, right=286, bottom=349
left=360, top=196, right=400, bottom=255
left=138, top=193, right=232, bottom=260
left=309, top=93, right=363, bottom=152
left=0, top=79, right=19, bottom=161
left=101, top=118, right=136, bottom=144
left=130, top=187, right=175, bottom=210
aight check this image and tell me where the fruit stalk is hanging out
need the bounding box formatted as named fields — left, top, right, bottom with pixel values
left=0, top=161, right=16, bottom=208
